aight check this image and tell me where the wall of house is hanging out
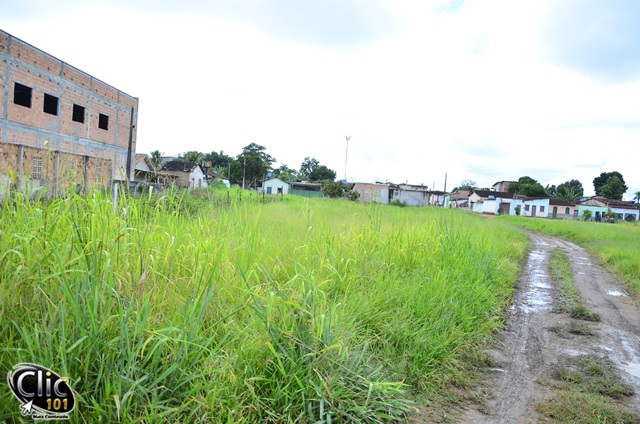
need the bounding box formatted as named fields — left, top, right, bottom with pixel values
left=578, top=205, right=638, bottom=221
left=352, top=183, right=389, bottom=203
left=520, top=199, right=549, bottom=217
left=549, top=204, right=578, bottom=219
left=1, top=30, right=138, bottom=193
left=0, top=143, right=111, bottom=198
left=261, top=178, right=289, bottom=194
left=166, top=167, right=206, bottom=189
left=398, top=190, right=430, bottom=206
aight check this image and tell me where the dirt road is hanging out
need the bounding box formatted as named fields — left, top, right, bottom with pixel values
left=457, top=232, right=640, bottom=423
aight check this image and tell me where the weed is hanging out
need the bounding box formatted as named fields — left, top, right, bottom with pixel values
left=567, top=322, right=595, bottom=336
left=0, top=190, right=528, bottom=421
left=539, top=355, right=638, bottom=422
left=570, top=305, right=601, bottom=322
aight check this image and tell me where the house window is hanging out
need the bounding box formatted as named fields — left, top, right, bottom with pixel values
left=32, top=157, right=43, bottom=180
left=72, top=104, right=85, bottom=123
left=43, top=93, right=59, bottom=115
left=267, top=187, right=272, bottom=194
left=565, top=207, right=570, bottom=215
left=14, top=82, right=32, bottom=108
left=525, top=205, right=530, bottom=211
left=98, top=113, right=109, bottom=130
left=540, top=206, right=545, bottom=213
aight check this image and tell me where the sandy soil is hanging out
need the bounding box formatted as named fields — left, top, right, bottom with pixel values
left=454, top=231, right=640, bottom=423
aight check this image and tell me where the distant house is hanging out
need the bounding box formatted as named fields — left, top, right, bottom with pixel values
left=260, top=177, right=289, bottom=195
left=549, top=198, right=579, bottom=219
left=162, top=161, right=207, bottom=189
left=351, top=182, right=391, bottom=203
left=520, top=197, right=549, bottom=217
left=134, top=154, right=155, bottom=183
left=290, top=181, right=323, bottom=198
left=450, top=190, right=470, bottom=208
left=492, top=181, right=517, bottom=192
left=469, top=190, right=521, bottom=214
left=576, top=196, right=639, bottom=221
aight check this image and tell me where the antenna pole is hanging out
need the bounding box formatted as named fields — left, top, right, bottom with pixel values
left=344, top=135, right=351, bottom=181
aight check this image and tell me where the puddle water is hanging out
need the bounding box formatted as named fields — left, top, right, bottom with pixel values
left=606, top=290, right=627, bottom=297
left=520, top=248, right=553, bottom=314
left=563, top=348, right=587, bottom=357
left=624, top=363, right=640, bottom=379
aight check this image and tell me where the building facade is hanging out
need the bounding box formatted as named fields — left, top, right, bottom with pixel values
left=1, top=30, right=138, bottom=198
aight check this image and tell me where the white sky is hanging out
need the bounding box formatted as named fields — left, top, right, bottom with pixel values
left=3, top=0, right=640, bottom=197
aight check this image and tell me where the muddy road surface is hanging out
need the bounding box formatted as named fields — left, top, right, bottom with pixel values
left=457, top=232, right=640, bottom=423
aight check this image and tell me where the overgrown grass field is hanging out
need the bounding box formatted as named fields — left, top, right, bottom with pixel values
left=500, top=216, right=640, bottom=297
left=0, top=190, right=527, bottom=422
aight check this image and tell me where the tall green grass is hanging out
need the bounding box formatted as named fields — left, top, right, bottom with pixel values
left=0, top=190, right=527, bottom=422
left=500, top=216, right=640, bottom=297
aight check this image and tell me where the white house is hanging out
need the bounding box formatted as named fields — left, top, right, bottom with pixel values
left=521, top=197, right=550, bottom=217
left=469, top=190, right=521, bottom=215
left=260, top=177, right=290, bottom=195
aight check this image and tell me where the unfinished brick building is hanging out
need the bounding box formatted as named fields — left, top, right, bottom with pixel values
left=0, top=29, right=138, bottom=198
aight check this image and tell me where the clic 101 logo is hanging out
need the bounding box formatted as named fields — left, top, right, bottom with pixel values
left=7, top=363, right=76, bottom=419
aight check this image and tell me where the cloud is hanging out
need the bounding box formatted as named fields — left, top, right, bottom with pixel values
left=539, top=0, right=640, bottom=82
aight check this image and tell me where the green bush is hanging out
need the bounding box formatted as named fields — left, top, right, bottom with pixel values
left=389, top=199, right=408, bottom=207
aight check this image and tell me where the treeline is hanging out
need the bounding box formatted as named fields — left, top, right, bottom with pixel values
left=149, top=143, right=338, bottom=189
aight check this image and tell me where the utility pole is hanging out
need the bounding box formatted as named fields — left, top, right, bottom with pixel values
left=443, top=172, right=447, bottom=207
left=242, top=158, right=246, bottom=189
left=344, top=135, right=351, bottom=182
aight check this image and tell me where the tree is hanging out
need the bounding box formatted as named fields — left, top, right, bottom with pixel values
left=593, top=171, right=627, bottom=197
left=299, top=157, right=320, bottom=180
left=273, top=164, right=298, bottom=182
left=309, top=165, right=336, bottom=182
left=149, top=150, right=164, bottom=171
left=299, top=157, right=337, bottom=182
left=634, top=191, right=640, bottom=204
left=600, top=176, right=626, bottom=200
left=203, top=150, right=233, bottom=168
left=229, top=143, right=275, bottom=188
left=322, top=180, right=347, bottom=198
left=546, top=185, right=557, bottom=197
left=453, top=179, right=477, bottom=193
left=507, top=176, right=547, bottom=197
left=555, top=179, right=584, bottom=201
left=177, top=151, right=204, bottom=164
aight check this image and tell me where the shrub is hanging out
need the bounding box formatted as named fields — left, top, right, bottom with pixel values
left=389, top=199, right=408, bottom=207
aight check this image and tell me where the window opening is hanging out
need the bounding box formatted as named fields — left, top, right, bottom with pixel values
left=14, top=82, right=32, bottom=108
left=43, top=93, right=59, bottom=115
left=72, top=104, right=85, bottom=123
left=98, top=113, right=109, bottom=130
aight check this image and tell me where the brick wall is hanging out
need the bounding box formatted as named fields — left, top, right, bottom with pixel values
left=0, top=143, right=112, bottom=198
left=1, top=30, right=137, bottom=186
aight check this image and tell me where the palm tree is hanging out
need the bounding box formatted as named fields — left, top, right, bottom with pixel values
left=179, top=151, right=204, bottom=164
left=634, top=191, right=640, bottom=204
left=149, top=150, right=164, bottom=171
